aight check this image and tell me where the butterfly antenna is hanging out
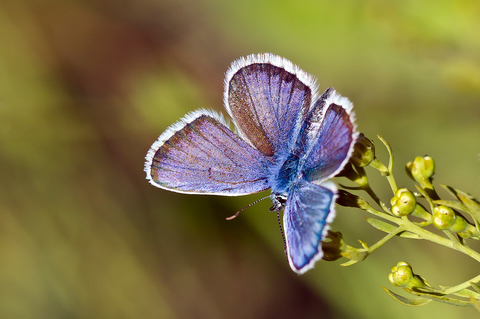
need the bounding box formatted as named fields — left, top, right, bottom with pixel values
left=226, top=196, right=270, bottom=220
left=277, top=211, right=288, bottom=259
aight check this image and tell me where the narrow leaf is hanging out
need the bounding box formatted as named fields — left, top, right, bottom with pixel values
left=366, top=218, right=420, bottom=239
left=340, top=259, right=359, bottom=266
left=442, top=287, right=480, bottom=299
left=406, top=288, right=472, bottom=306
left=382, top=287, right=431, bottom=306
left=441, top=185, right=480, bottom=224
left=471, top=282, right=480, bottom=294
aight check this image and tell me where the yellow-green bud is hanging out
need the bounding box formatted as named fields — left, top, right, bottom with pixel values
left=390, top=188, right=417, bottom=217
left=388, top=262, right=426, bottom=289
left=350, top=133, right=375, bottom=167
left=432, top=205, right=468, bottom=232
left=432, top=206, right=455, bottom=230
left=450, top=215, right=468, bottom=233
left=406, top=156, right=435, bottom=183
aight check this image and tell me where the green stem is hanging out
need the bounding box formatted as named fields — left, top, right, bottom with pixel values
left=359, top=201, right=399, bottom=224
left=441, top=273, right=480, bottom=295
left=361, top=185, right=390, bottom=214
left=377, top=135, right=398, bottom=193
left=360, top=201, right=480, bottom=263
left=405, top=221, right=480, bottom=263
left=369, top=159, right=398, bottom=193
left=368, top=226, right=406, bottom=253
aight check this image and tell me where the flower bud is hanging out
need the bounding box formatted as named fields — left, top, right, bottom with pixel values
left=432, top=206, right=455, bottom=230
left=450, top=215, right=468, bottom=233
left=406, top=156, right=435, bottom=183
left=336, top=163, right=368, bottom=187
left=321, top=231, right=369, bottom=262
left=350, top=133, right=375, bottom=167
left=388, top=262, right=427, bottom=289
left=432, top=205, right=469, bottom=232
left=336, top=190, right=362, bottom=208
left=321, top=231, right=345, bottom=261
left=390, top=188, right=416, bottom=217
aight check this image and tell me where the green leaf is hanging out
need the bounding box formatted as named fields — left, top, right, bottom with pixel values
left=441, top=184, right=458, bottom=198
left=340, top=259, right=360, bottom=266
left=366, top=218, right=420, bottom=239
left=438, top=286, right=480, bottom=299
left=405, top=288, right=472, bottom=306
left=471, top=282, right=480, bottom=293
left=441, top=185, right=480, bottom=224
left=382, top=287, right=431, bottom=306
left=376, top=135, right=394, bottom=173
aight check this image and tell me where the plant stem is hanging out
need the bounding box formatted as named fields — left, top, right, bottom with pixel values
left=361, top=202, right=480, bottom=263
left=441, top=273, right=480, bottom=295
left=368, top=226, right=406, bottom=253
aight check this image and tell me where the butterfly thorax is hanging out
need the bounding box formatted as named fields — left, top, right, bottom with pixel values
left=269, top=152, right=305, bottom=208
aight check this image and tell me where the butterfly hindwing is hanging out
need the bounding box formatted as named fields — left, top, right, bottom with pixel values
left=283, top=180, right=337, bottom=274
left=145, top=110, right=271, bottom=195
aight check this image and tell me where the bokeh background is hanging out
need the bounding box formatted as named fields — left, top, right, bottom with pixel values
left=1, top=0, right=479, bottom=318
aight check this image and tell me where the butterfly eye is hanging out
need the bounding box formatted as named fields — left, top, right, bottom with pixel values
left=269, top=194, right=287, bottom=212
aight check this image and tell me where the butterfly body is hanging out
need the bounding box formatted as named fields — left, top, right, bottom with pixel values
left=270, top=152, right=301, bottom=196
left=145, top=54, right=357, bottom=274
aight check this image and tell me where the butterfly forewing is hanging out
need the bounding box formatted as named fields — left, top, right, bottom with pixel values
left=225, top=55, right=316, bottom=157
left=146, top=112, right=271, bottom=195
left=294, top=88, right=357, bottom=182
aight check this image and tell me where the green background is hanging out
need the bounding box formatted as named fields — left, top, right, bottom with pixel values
left=1, top=0, right=479, bottom=318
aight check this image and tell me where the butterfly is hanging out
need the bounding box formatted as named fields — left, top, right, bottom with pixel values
left=144, top=53, right=358, bottom=274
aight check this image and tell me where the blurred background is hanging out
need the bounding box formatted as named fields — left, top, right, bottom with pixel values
left=1, top=0, right=479, bottom=318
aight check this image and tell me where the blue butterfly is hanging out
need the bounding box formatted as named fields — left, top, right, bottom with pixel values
left=144, top=53, right=357, bottom=274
